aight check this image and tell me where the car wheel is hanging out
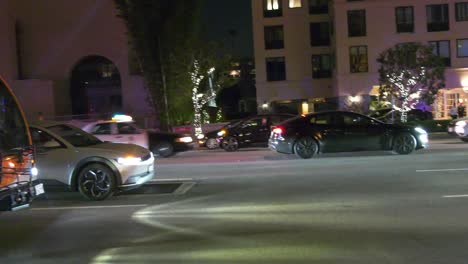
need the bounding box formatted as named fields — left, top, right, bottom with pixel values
left=206, top=138, right=219, bottom=149
left=294, top=137, right=318, bottom=159
left=461, top=138, right=468, bottom=143
left=222, top=136, right=239, bottom=152
left=77, top=163, right=115, bottom=201
left=152, top=141, right=174, bottom=158
left=393, top=133, right=417, bottom=155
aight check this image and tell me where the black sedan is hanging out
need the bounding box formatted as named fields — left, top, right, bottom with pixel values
left=219, top=114, right=295, bottom=151
left=269, top=111, right=429, bottom=159
left=199, top=119, right=242, bottom=149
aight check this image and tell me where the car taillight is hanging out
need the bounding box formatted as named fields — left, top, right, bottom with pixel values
left=272, top=127, right=283, bottom=135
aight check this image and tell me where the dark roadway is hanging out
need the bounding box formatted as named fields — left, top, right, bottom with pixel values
left=2, top=135, right=468, bottom=263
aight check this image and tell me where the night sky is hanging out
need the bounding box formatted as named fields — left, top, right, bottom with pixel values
left=201, top=0, right=253, bottom=58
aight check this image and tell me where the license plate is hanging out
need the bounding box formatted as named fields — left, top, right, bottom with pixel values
left=34, top=183, right=45, bottom=196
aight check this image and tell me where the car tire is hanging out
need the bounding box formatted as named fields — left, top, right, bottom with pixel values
left=221, top=136, right=239, bottom=152
left=294, top=137, right=318, bottom=159
left=205, top=138, right=219, bottom=149
left=461, top=138, right=468, bottom=143
left=152, top=141, right=174, bottom=158
left=77, top=163, right=115, bottom=201
left=392, top=133, right=417, bottom=155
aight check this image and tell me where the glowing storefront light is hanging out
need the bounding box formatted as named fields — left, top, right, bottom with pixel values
left=289, top=0, right=302, bottom=8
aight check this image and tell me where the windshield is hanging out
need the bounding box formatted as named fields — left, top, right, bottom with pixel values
left=47, top=124, right=103, bottom=147
left=0, top=81, right=29, bottom=153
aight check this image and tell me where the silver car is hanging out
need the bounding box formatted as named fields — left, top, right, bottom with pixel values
left=29, top=121, right=155, bottom=200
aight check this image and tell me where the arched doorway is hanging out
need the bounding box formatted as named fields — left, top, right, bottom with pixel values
left=70, top=56, right=122, bottom=117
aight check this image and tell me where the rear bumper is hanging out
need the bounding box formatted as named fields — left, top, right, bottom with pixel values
left=268, top=138, right=294, bottom=154
left=0, top=181, right=44, bottom=211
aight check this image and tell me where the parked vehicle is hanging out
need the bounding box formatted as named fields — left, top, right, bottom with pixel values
left=449, top=118, right=468, bottom=142
left=219, top=114, right=295, bottom=151
left=81, top=115, right=194, bottom=157
left=269, top=111, right=428, bottom=159
left=0, top=77, right=44, bottom=211
left=447, top=117, right=468, bottom=136
left=29, top=121, right=155, bottom=200
left=199, top=119, right=242, bottom=149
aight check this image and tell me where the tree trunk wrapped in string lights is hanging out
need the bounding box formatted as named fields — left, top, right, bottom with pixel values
left=377, top=43, right=445, bottom=123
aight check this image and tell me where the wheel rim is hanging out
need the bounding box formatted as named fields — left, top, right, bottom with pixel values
left=80, top=168, right=111, bottom=199
left=296, top=138, right=317, bottom=157
left=206, top=138, right=218, bottom=149
left=222, top=138, right=238, bottom=151
left=395, top=135, right=414, bottom=153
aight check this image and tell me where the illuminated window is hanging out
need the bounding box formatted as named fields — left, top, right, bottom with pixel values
left=289, top=0, right=302, bottom=8
left=349, top=46, right=368, bottom=73
left=395, top=6, right=414, bottom=33
left=456, top=2, right=468, bottom=21
left=427, top=4, right=449, bottom=32
left=429, top=40, right=451, bottom=66
left=457, top=39, right=468, bottom=57
left=264, top=0, right=282, bottom=17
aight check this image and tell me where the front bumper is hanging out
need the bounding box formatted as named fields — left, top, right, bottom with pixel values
left=0, top=181, right=45, bottom=211
left=119, top=170, right=155, bottom=192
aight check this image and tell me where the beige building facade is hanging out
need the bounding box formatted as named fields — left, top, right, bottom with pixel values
left=252, top=0, right=468, bottom=119
left=0, top=0, right=150, bottom=121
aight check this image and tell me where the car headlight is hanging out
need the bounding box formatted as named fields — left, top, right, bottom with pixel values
left=414, top=127, right=427, bottom=134
left=217, top=130, right=226, bottom=137
left=117, top=156, right=142, bottom=165
left=176, top=136, right=193, bottom=143
left=196, top=134, right=204, bottom=140
left=455, top=121, right=467, bottom=134
left=31, top=167, right=38, bottom=176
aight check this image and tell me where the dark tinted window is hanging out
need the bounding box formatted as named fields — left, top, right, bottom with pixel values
left=340, top=113, right=372, bottom=125
left=309, top=114, right=332, bottom=125
left=117, top=123, right=139, bottom=134
left=395, top=6, right=414, bottom=33
left=348, top=10, right=366, bottom=37
left=30, top=128, right=64, bottom=149
left=264, top=26, right=284, bottom=49
left=91, top=123, right=112, bottom=135
left=427, top=4, right=449, bottom=32
left=0, top=81, right=29, bottom=152
left=310, top=22, right=330, bottom=46
left=266, top=57, right=286, bottom=81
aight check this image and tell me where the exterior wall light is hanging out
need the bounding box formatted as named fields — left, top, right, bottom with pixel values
left=301, top=101, right=309, bottom=114
left=462, top=79, right=468, bottom=93
left=349, top=95, right=361, bottom=103
left=261, top=101, right=269, bottom=109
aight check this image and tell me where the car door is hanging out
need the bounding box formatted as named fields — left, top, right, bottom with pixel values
left=30, top=127, right=74, bottom=185
left=116, top=122, right=148, bottom=149
left=308, top=113, right=345, bottom=152
left=339, top=112, right=386, bottom=151
left=236, top=117, right=263, bottom=144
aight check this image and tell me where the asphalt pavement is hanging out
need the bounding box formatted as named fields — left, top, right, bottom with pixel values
left=2, top=134, right=468, bottom=264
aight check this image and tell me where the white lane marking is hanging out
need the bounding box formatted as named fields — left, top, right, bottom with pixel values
left=443, top=194, right=468, bottom=198
left=416, top=168, right=468, bottom=173
left=149, top=178, right=194, bottom=182
left=32, top=204, right=148, bottom=211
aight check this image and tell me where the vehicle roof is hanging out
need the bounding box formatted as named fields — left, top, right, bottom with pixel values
left=29, top=120, right=73, bottom=128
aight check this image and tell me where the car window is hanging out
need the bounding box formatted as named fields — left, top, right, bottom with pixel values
left=241, top=118, right=263, bottom=128
left=91, top=123, right=112, bottom=135
left=47, top=125, right=103, bottom=147
left=117, top=123, right=139, bottom=134
left=270, top=115, right=292, bottom=125
left=30, top=128, right=64, bottom=149
left=341, top=113, right=372, bottom=126
left=309, top=114, right=332, bottom=125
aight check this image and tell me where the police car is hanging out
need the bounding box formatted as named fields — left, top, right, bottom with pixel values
left=81, top=115, right=194, bottom=157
